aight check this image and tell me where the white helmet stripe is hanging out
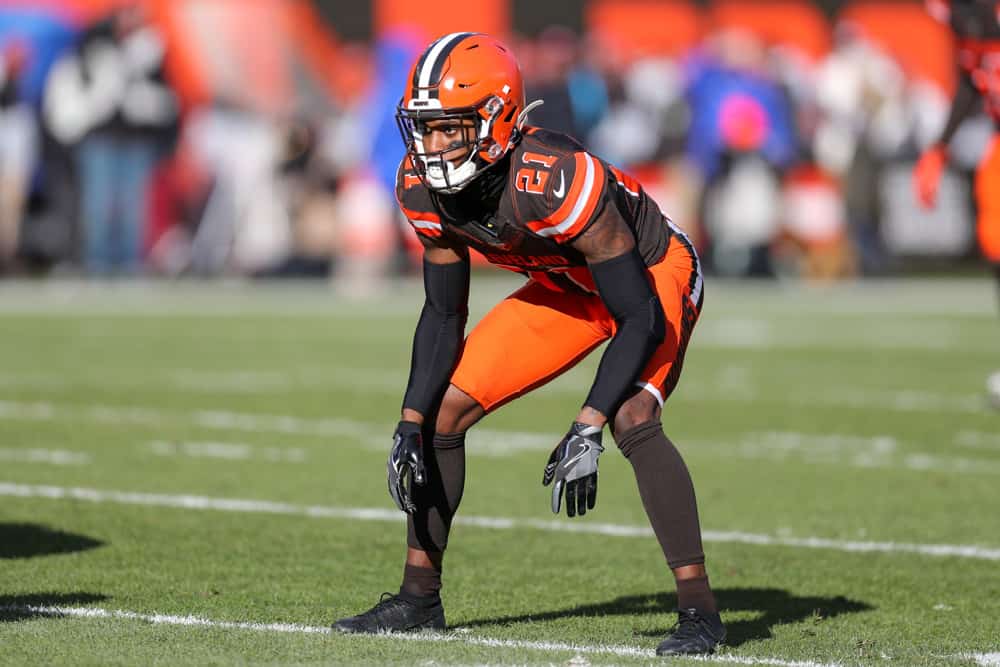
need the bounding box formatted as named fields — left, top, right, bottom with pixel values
left=417, top=32, right=473, bottom=100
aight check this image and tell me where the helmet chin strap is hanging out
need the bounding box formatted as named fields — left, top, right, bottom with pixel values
left=516, top=99, right=545, bottom=131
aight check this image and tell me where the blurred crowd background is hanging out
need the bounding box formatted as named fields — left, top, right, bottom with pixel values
left=0, top=0, right=992, bottom=284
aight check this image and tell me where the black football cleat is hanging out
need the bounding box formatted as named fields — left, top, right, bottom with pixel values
left=332, top=592, right=446, bottom=634
left=655, top=608, right=726, bottom=656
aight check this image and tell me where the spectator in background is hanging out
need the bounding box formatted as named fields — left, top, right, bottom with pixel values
left=588, top=48, right=688, bottom=167
left=0, top=40, right=37, bottom=272
left=44, top=4, right=178, bottom=275
left=814, top=24, right=909, bottom=275
left=686, top=29, right=797, bottom=182
left=522, top=26, right=582, bottom=139
left=686, top=29, right=798, bottom=276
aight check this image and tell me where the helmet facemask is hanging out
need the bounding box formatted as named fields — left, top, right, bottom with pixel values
left=396, top=95, right=509, bottom=193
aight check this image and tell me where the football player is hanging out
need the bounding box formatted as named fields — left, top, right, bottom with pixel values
left=333, top=33, right=724, bottom=656
left=915, top=0, right=1000, bottom=403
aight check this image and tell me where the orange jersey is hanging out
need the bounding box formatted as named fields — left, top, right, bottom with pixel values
left=395, top=127, right=684, bottom=294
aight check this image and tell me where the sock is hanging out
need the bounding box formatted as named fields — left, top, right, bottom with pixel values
left=616, top=420, right=705, bottom=569
left=407, top=431, right=466, bottom=553
left=676, top=575, right=717, bottom=614
left=400, top=563, right=442, bottom=601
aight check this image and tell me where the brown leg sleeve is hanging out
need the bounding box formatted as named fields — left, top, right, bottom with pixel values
left=406, top=432, right=466, bottom=553
left=616, top=420, right=705, bottom=569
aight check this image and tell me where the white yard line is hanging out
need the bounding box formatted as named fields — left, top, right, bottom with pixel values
left=0, top=399, right=550, bottom=456
left=147, top=440, right=307, bottom=463
left=955, top=431, right=1000, bottom=451
left=0, top=448, right=90, bottom=465
left=970, top=653, right=1000, bottom=667
left=4, top=399, right=998, bottom=470
left=0, top=603, right=840, bottom=666
left=3, top=482, right=999, bottom=561
left=688, top=432, right=1000, bottom=476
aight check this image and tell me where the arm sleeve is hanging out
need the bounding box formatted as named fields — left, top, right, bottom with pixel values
left=401, top=257, right=470, bottom=417
left=583, top=246, right=666, bottom=417
left=936, top=66, right=979, bottom=147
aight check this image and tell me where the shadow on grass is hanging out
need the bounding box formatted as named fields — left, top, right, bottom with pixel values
left=458, top=587, right=872, bottom=647
left=0, top=593, right=109, bottom=622
left=0, top=523, right=104, bottom=559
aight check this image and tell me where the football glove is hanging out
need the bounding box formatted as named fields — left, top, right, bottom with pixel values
left=387, top=421, right=425, bottom=514
left=542, top=422, right=604, bottom=517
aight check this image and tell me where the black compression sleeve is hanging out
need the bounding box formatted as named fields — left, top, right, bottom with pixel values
left=938, top=69, right=979, bottom=146
left=401, top=258, right=470, bottom=417
left=585, top=247, right=666, bottom=417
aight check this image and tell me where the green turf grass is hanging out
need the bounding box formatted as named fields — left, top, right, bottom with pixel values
left=1, top=278, right=998, bottom=666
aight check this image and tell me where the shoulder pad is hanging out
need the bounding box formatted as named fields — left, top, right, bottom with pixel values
left=511, top=141, right=608, bottom=244
left=395, top=156, right=442, bottom=238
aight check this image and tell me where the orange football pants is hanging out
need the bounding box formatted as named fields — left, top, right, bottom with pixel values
left=450, top=236, right=703, bottom=414
left=976, top=134, right=1000, bottom=263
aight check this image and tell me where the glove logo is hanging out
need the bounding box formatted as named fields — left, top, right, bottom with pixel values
left=387, top=421, right=426, bottom=514
left=543, top=422, right=604, bottom=518
left=562, top=442, right=591, bottom=468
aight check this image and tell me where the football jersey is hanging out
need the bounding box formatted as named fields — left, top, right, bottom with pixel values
left=395, top=126, right=676, bottom=294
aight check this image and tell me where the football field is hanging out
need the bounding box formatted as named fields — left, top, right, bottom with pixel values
left=1, top=276, right=999, bottom=666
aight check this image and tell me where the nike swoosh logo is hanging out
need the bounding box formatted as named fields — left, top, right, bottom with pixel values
left=563, top=442, right=590, bottom=468
left=553, top=170, right=565, bottom=199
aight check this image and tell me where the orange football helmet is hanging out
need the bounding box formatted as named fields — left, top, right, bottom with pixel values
left=396, top=32, right=529, bottom=192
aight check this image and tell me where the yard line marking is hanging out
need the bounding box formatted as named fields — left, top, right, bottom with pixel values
left=689, top=432, right=1000, bottom=476
left=5, top=399, right=1000, bottom=473
left=0, top=448, right=90, bottom=465
left=0, top=603, right=840, bottom=666
left=970, top=653, right=1000, bottom=667
left=5, top=399, right=998, bottom=470
left=4, top=482, right=999, bottom=561
left=146, top=441, right=307, bottom=463
left=955, top=431, right=1000, bottom=451
left=0, top=400, right=550, bottom=456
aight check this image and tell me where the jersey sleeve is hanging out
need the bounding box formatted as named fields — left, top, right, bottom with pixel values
left=395, top=157, right=443, bottom=239
left=519, top=150, right=608, bottom=245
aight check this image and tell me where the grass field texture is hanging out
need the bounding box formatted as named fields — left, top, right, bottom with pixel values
left=1, top=277, right=999, bottom=666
